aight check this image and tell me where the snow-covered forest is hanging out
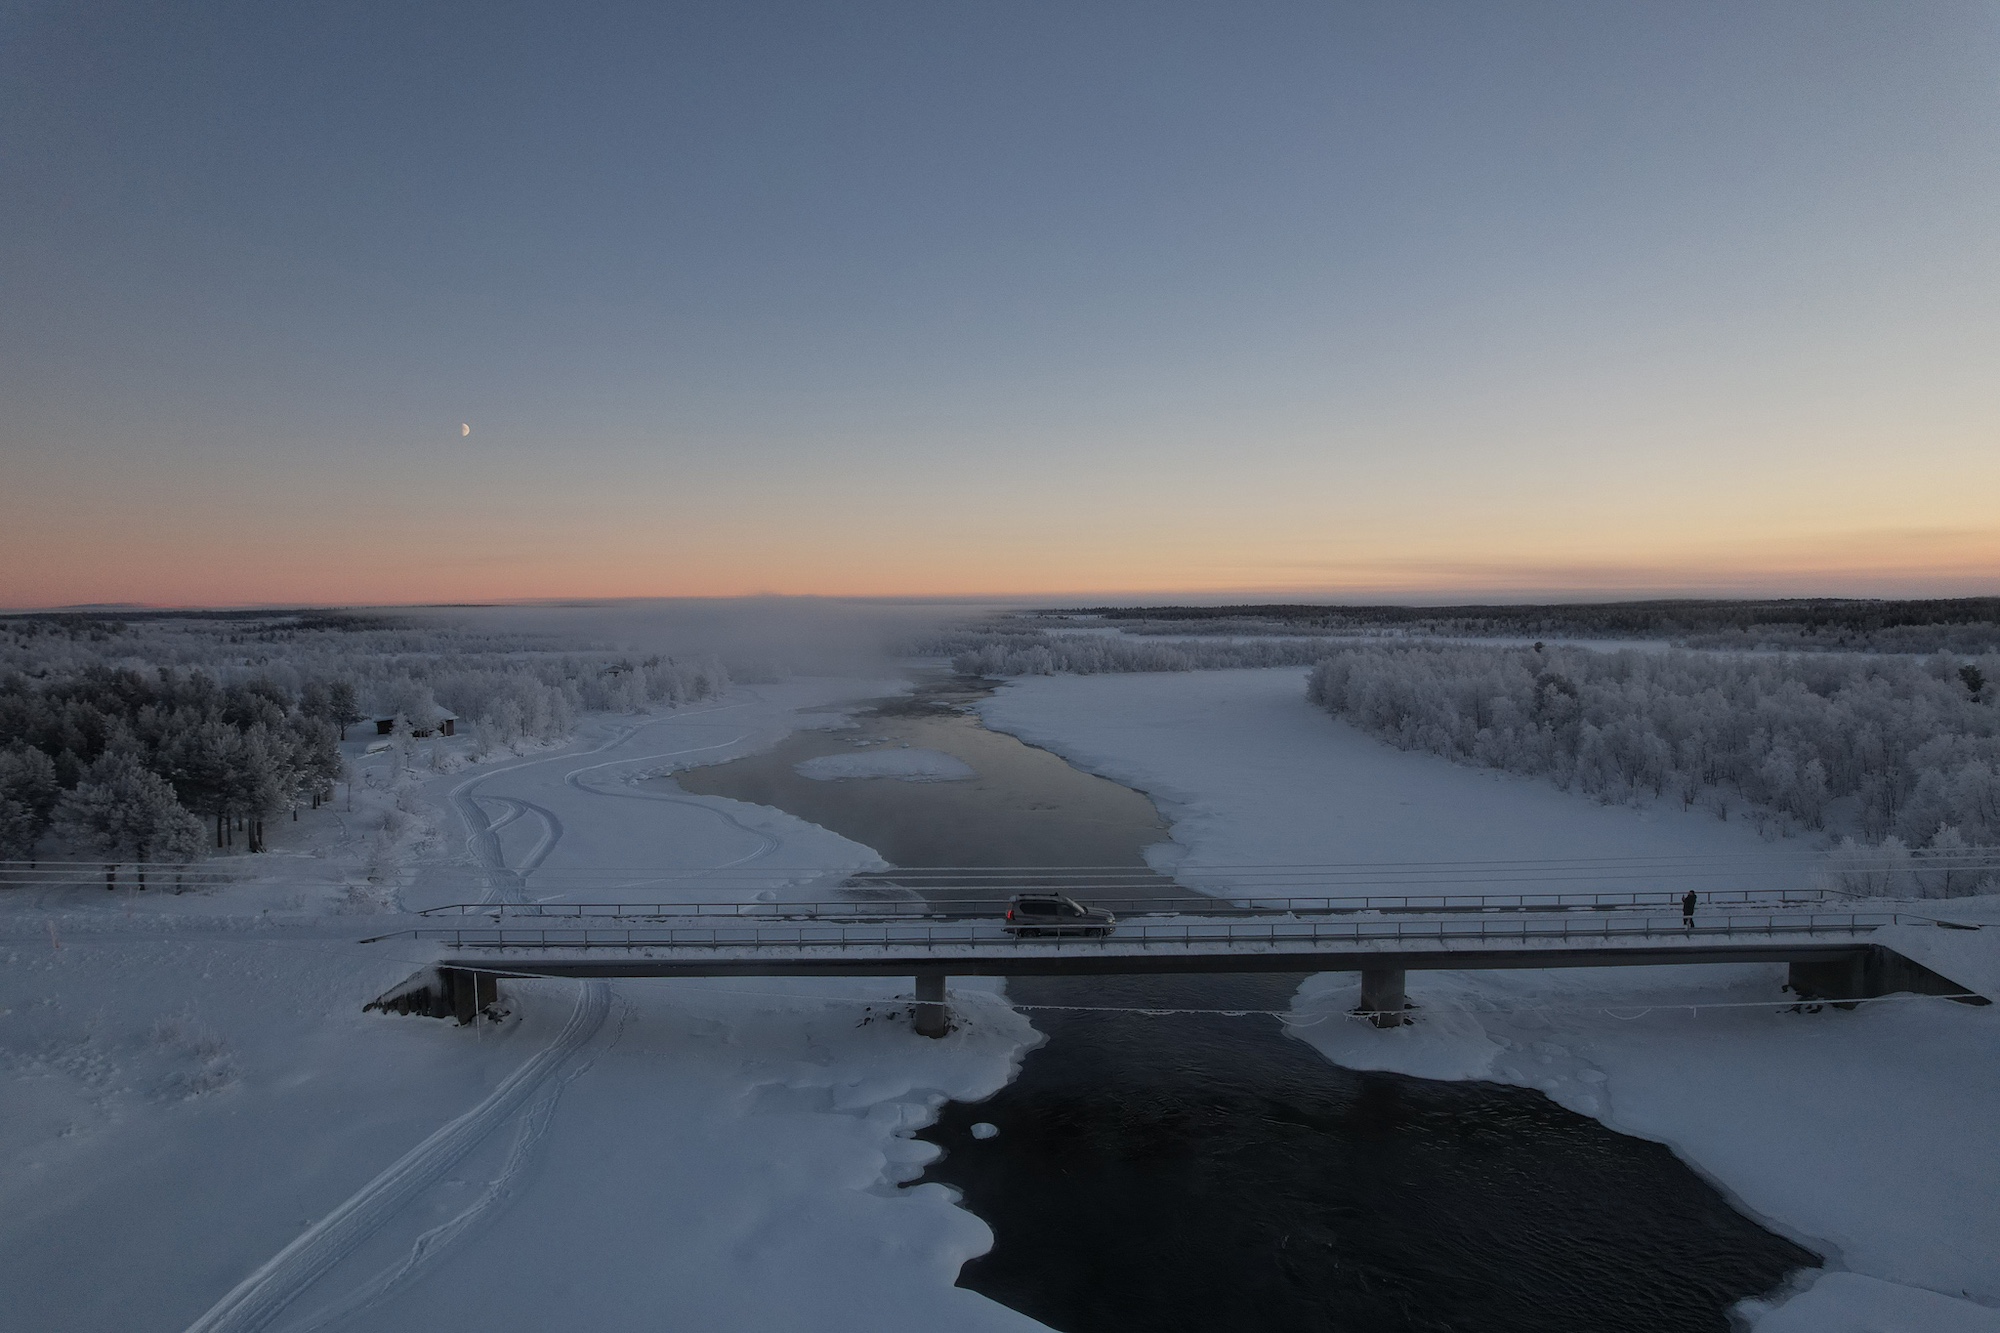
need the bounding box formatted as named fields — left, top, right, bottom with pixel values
left=1306, top=644, right=2000, bottom=891
left=937, top=629, right=1335, bottom=675
left=0, top=611, right=732, bottom=867
left=1040, top=598, right=2000, bottom=653
left=0, top=667, right=347, bottom=862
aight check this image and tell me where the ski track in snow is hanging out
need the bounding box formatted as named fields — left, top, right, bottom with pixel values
left=180, top=983, right=610, bottom=1333
left=272, top=1011, right=616, bottom=1333
left=182, top=698, right=782, bottom=1332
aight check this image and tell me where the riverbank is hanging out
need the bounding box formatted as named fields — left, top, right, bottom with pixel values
left=977, top=667, right=2000, bottom=1330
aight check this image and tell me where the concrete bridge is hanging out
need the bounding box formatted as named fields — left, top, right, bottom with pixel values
left=366, top=894, right=1988, bottom=1034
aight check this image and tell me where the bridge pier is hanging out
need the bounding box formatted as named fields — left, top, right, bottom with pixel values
left=1357, top=967, right=1409, bottom=1028
left=1788, top=955, right=1867, bottom=1009
left=913, top=971, right=949, bottom=1038
left=1788, top=946, right=1988, bottom=1010
left=438, top=967, right=498, bottom=1025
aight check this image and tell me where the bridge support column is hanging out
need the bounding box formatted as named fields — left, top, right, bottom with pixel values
left=438, top=967, right=498, bottom=1025
left=1357, top=967, right=1409, bottom=1029
left=913, top=971, right=949, bottom=1038
left=1788, top=955, right=1866, bottom=1010
left=442, top=967, right=479, bottom=1025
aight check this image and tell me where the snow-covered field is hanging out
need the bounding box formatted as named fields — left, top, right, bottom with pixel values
left=979, top=668, right=2000, bottom=1331
left=0, top=677, right=1047, bottom=1333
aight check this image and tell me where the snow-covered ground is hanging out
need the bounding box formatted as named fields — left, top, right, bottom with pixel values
left=0, top=677, right=1049, bottom=1333
left=979, top=668, right=2000, bottom=1332
left=10, top=661, right=1996, bottom=1331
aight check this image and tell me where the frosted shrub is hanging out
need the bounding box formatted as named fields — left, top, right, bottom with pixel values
left=149, top=1013, right=238, bottom=1100
left=1823, top=837, right=1916, bottom=897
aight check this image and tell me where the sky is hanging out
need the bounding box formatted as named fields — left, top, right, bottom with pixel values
left=2, top=0, right=1997, bottom=608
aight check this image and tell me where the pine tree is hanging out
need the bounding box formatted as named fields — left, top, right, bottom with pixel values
left=53, top=754, right=205, bottom=889
left=0, top=747, right=61, bottom=862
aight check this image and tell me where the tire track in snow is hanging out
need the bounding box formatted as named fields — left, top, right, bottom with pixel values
left=180, top=982, right=610, bottom=1333
left=448, top=702, right=757, bottom=900
left=563, top=735, right=781, bottom=866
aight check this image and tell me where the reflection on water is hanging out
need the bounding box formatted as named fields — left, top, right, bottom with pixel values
left=677, top=673, right=1818, bottom=1333
left=671, top=675, right=1172, bottom=874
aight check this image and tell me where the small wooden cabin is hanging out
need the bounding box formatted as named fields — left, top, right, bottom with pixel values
left=371, top=711, right=457, bottom=737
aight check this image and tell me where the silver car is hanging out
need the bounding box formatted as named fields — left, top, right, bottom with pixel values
left=1004, top=893, right=1116, bottom=938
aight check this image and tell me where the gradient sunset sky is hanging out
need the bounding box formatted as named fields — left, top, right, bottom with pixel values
left=3, top=2, right=1996, bottom=608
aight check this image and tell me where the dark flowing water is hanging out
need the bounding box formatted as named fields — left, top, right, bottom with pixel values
left=674, top=674, right=1818, bottom=1333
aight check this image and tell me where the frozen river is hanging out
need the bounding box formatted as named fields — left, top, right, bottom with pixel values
left=675, top=673, right=1818, bottom=1333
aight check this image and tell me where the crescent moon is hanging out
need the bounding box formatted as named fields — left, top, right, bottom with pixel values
left=461, top=423, right=471, bottom=437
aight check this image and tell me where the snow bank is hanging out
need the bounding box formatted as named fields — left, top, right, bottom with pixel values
left=795, top=748, right=976, bottom=783
left=1741, top=1272, right=2000, bottom=1332
left=978, top=668, right=2000, bottom=1329
left=978, top=667, right=1816, bottom=888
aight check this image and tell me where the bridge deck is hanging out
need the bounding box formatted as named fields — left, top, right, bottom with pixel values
left=411, top=909, right=1898, bottom=980
left=414, top=885, right=1837, bottom=922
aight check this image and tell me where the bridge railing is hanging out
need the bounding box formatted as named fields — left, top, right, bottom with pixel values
left=414, top=886, right=1838, bottom=921
left=399, top=909, right=1902, bottom=953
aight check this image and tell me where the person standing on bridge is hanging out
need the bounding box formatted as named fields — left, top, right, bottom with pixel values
left=1682, top=890, right=1698, bottom=930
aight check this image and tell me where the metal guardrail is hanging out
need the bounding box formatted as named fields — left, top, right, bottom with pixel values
left=844, top=852, right=2000, bottom=891
left=11, top=847, right=2000, bottom=891
left=402, top=910, right=1900, bottom=954
left=415, top=887, right=1837, bottom=921
left=0, top=862, right=245, bottom=891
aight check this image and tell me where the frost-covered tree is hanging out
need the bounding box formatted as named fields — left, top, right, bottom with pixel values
left=0, top=746, right=60, bottom=862
left=163, top=719, right=242, bottom=849
left=53, top=754, right=205, bottom=888
left=295, top=717, right=345, bottom=809
left=328, top=679, right=363, bottom=739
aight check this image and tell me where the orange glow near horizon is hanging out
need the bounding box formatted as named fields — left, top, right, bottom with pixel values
left=6, top=500, right=1996, bottom=609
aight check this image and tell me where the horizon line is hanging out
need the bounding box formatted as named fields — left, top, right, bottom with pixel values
left=7, top=588, right=2000, bottom=617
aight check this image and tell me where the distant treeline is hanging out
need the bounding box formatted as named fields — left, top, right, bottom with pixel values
left=936, top=631, right=1335, bottom=676
left=1040, top=598, right=2000, bottom=653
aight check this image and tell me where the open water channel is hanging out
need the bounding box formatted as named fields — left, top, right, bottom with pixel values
left=672, top=674, right=1817, bottom=1333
